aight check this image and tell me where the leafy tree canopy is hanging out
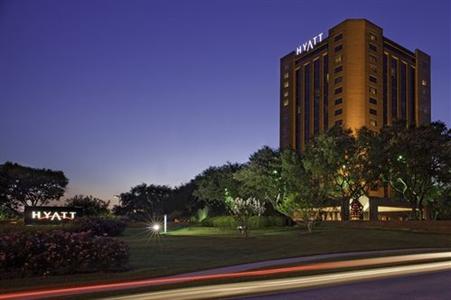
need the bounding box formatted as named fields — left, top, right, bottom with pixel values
left=0, top=162, right=68, bottom=209
left=65, top=195, right=110, bottom=217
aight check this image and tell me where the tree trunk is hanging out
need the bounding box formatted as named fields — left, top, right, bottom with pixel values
left=306, top=221, right=313, bottom=233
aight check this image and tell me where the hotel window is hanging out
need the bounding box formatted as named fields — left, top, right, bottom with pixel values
left=335, top=55, right=342, bottom=64
left=323, top=55, right=329, bottom=131
left=313, top=59, right=320, bottom=135
left=334, top=66, right=343, bottom=73
left=334, top=33, right=343, bottom=42
left=400, top=63, right=407, bottom=120
left=334, top=76, right=343, bottom=84
left=304, top=64, right=311, bottom=142
left=391, top=58, right=398, bottom=118
left=335, top=120, right=343, bottom=126
left=284, top=81, right=289, bottom=88
left=369, top=44, right=377, bottom=52
left=369, top=76, right=377, bottom=83
left=369, top=33, right=377, bottom=41
left=421, top=80, right=427, bottom=86
left=335, top=98, right=343, bottom=105
left=283, top=72, right=289, bottom=79
left=370, top=98, right=377, bottom=105
left=370, top=65, right=377, bottom=74
left=335, top=108, right=343, bottom=116
left=295, top=69, right=302, bottom=150
left=334, top=45, right=343, bottom=52
left=369, top=87, right=377, bottom=95
left=370, top=119, right=377, bottom=127
left=369, top=108, right=377, bottom=115
left=334, top=87, right=343, bottom=95
left=409, top=66, right=415, bottom=125
left=283, top=99, right=289, bottom=106
left=283, top=91, right=289, bottom=97
left=369, top=55, right=377, bottom=63
left=383, top=54, right=388, bottom=125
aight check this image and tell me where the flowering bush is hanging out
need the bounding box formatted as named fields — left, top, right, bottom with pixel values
left=224, top=191, right=266, bottom=238
left=71, top=217, right=127, bottom=236
left=0, top=230, right=129, bottom=279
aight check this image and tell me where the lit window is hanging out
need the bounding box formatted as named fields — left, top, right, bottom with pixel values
left=283, top=99, right=289, bottom=106
left=297, top=106, right=301, bottom=114
left=284, top=81, right=289, bottom=88
left=284, top=91, right=289, bottom=97
left=335, top=55, right=342, bottom=64
left=369, top=108, right=377, bottom=115
left=284, top=72, right=289, bottom=79
left=421, top=80, right=427, bottom=86
left=370, top=119, right=377, bottom=127
left=369, top=87, right=377, bottom=95
left=370, top=34, right=377, bottom=41
left=335, top=108, right=343, bottom=116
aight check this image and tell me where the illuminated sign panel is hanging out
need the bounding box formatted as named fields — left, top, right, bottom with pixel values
left=24, top=206, right=81, bottom=225
left=296, top=33, right=324, bottom=55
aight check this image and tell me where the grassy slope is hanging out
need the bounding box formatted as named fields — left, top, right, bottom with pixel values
left=2, top=224, right=451, bottom=293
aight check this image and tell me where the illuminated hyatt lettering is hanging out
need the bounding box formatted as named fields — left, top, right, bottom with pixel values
left=24, top=206, right=81, bottom=225
left=296, top=33, right=324, bottom=55
left=31, top=210, right=77, bottom=221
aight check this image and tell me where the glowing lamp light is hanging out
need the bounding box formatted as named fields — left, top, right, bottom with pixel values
left=151, top=224, right=161, bottom=232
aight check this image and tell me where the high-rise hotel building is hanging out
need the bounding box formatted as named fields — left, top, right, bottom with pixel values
left=280, top=19, right=431, bottom=152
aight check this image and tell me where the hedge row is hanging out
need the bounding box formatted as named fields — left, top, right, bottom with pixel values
left=70, top=217, right=127, bottom=236
left=0, top=230, right=129, bottom=279
left=201, top=216, right=286, bottom=229
left=0, top=217, right=127, bottom=237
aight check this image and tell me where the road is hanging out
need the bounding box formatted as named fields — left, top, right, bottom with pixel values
left=238, top=269, right=451, bottom=300
left=1, top=251, right=450, bottom=300
left=106, top=260, right=451, bottom=300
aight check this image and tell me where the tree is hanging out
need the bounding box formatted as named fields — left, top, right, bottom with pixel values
left=224, top=190, right=265, bottom=238
left=303, top=126, right=381, bottom=220
left=273, top=150, right=330, bottom=232
left=115, top=183, right=172, bottom=220
left=65, top=195, right=110, bottom=217
left=234, top=146, right=282, bottom=204
left=380, top=121, right=451, bottom=219
left=0, top=162, right=68, bottom=209
left=193, top=162, right=242, bottom=214
left=235, top=147, right=329, bottom=232
left=165, top=180, right=202, bottom=220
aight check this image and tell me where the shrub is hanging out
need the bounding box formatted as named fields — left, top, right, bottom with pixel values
left=0, top=230, right=129, bottom=279
left=71, top=217, right=127, bottom=236
left=201, top=216, right=286, bottom=229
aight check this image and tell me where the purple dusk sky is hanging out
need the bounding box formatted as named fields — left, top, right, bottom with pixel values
left=0, top=0, right=449, bottom=201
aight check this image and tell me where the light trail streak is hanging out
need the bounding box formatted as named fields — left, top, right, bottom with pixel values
left=107, top=261, right=451, bottom=300
left=0, top=252, right=450, bottom=300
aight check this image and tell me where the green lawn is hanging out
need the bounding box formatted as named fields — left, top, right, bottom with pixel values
left=2, top=224, right=451, bottom=293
